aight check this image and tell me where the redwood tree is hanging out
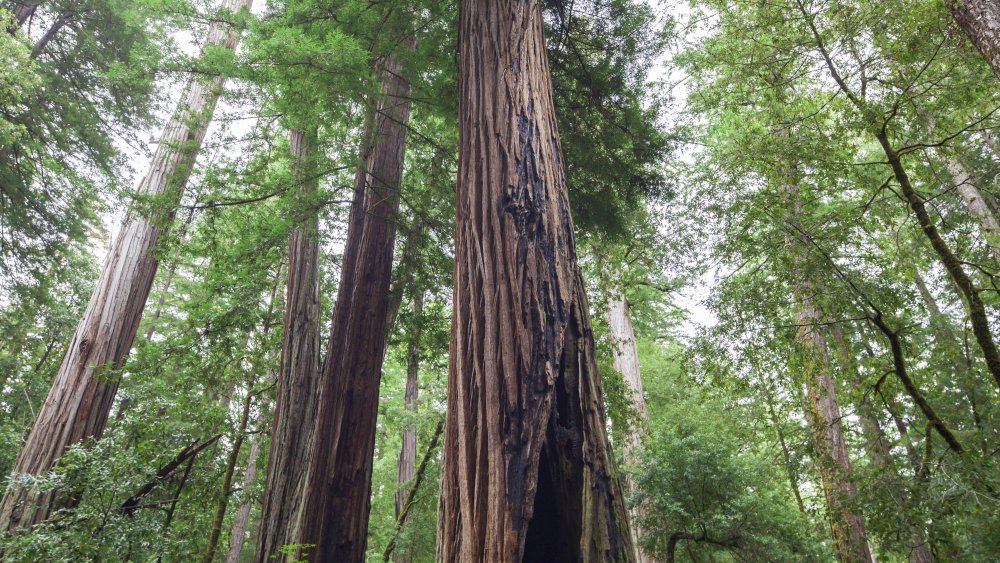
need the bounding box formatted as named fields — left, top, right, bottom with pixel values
left=295, top=47, right=414, bottom=561
left=253, top=127, right=322, bottom=562
left=436, top=2, right=634, bottom=561
left=949, top=0, right=1000, bottom=80
left=0, top=0, right=251, bottom=533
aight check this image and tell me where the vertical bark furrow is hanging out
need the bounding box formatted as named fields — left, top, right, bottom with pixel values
left=0, top=0, right=251, bottom=532
left=784, top=180, right=873, bottom=563
left=295, top=44, right=414, bottom=562
left=437, top=2, right=634, bottom=561
left=950, top=0, right=1000, bottom=81
left=254, top=127, right=322, bottom=562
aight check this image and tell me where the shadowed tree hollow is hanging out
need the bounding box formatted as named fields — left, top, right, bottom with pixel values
left=436, top=1, right=635, bottom=561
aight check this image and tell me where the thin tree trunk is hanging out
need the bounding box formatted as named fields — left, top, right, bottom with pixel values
left=949, top=0, right=1000, bottom=81
left=437, top=2, right=634, bottom=561
left=393, top=290, right=423, bottom=563
left=605, top=286, right=658, bottom=563
left=225, top=430, right=261, bottom=563
left=765, top=395, right=806, bottom=516
left=913, top=271, right=985, bottom=435
left=831, top=326, right=932, bottom=563
left=296, top=43, right=415, bottom=562
left=202, top=374, right=256, bottom=563
left=254, top=128, right=322, bottom=563
left=29, top=10, right=69, bottom=58
left=783, top=178, right=873, bottom=563
left=7, top=1, right=42, bottom=32
left=0, top=0, right=251, bottom=533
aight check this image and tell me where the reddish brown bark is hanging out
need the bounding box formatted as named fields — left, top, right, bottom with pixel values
left=295, top=47, right=414, bottom=562
left=783, top=180, right=872, bottom=563
left=0, top=0, right=251, bottom=533
left=254, top=127, right=322, bottom=562
left=436, top=2, right=634, bottom=561
left=950, top=0, right=1000, bottom=80
left=393, top=290, right=423, bottom=563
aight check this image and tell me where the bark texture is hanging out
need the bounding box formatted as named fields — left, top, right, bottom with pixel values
left=254, top=127, right=322, bottom=562
left=831, top=326, right=932, bottom=563
left=943, top=156, right=1000, bottom=264
left=0, top=0, right=250, bottom=533
left=950, top=0, right=1000, bottom=81
left=436, top=2, right=634, bottom=561
left=394, top=290, right=423, bottom=563
left=783, top=181, right=873, bottom=563
left=296, top=47, right=414, bottom=562
left=605, top=289, right=657, bottom=563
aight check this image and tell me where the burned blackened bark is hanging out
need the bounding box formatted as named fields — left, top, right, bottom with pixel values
left=950, top=0, right=1000, bottom=81
left=605, top=287, right=657, bottom=563
left=0, top=0, right=251, bottom=533
left=254, top=127, right=322, bottom=563
left=783, top=181, right=872, bottom=563
left=394, top=290, right=423, bottom=563
left=295, top=48, right=414, bottom=562
left=436, top=2, right=634, bottom=561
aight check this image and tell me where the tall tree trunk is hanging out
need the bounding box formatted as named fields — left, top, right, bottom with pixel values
left=254, top=128, right=322, bottom=563
left=949, top=0, right=1000, bottom=80
left=295, top=45, right=414, bottom=562
left=803, top=0, right=1000, bottom=394
left=831, top=325, right=932, bottom=563
left=393, top=290, right=423, bottom=563
left=783, top=180, right=873, bottom=563
left=437, top=2, right=635, bottom=561
left=225, top=417, right=262, bottom=563
left=764, top=394, right=807, bottom=516
left=202, top=373, right=256, bottom=563
left=0, top=0, right=251, bottom=533
left=605, top=287, right=657, bottom=563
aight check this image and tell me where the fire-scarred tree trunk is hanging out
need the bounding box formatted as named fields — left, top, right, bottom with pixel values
left=295, top=47, right=414, bottom=562
left=949, top=0, right=1000, bottom=80
left=783, top=180, right=873, bottom=563
left=254, top=127, right=322, bottom=563
left=393, top=289, right=423, bottom=563
left=605, top=287, right=657, bottom=563
left=0, top=0, right=251, bottom=533
left=436, top=2, right=635, bottom=561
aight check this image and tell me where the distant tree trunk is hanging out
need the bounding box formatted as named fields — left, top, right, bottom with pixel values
left=393, top=290, right=423, bottom=563
left=7, top=1, right=42, bottom=32
left=804, top=0, right=1000, bottom=396
left=202, top=373, right=256, bottom=563
left=296, top=45, right=414, bottom=562
left=436, top=2, right=635, bottom=561
left=0, top=0, right=251, bottom=533
left=764, top=394, right=806, bottom=516
left=605, top=286, right=657, bottom=563
left=254, top=127, right=322, bottom=563
left=944, top=157, right=1000, bottom=264
left=226, top=421, right=262, bottom=563
left=830, top=325, right=932, bottom=563
left=783, top=179, right=873, bottom=563
left=912, top=272, right=985, bottom=431
left=949, top=0, right=1000, bottom=80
